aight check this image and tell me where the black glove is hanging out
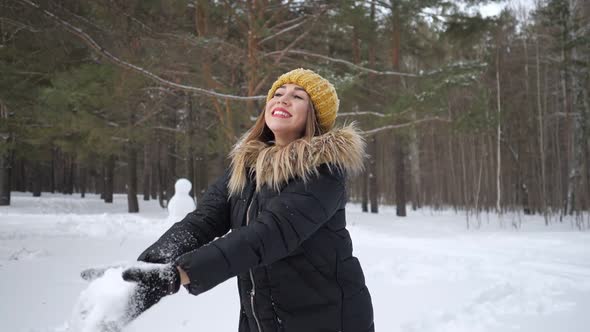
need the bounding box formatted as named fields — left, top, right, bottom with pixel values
left=137, top=243, right=179, bottom=264
left=122, top=264, right=181, bottom=318
left=137, top=229, right=200, bottom=264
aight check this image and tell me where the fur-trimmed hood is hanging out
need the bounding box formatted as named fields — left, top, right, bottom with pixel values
left=228, top=124, right=366, bottom=196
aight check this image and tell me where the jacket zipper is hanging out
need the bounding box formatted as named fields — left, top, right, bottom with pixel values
left=246, top=201, right=263, bottom=332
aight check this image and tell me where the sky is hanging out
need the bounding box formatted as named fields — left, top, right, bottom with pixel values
left=479, top=0, right=538, bottom=18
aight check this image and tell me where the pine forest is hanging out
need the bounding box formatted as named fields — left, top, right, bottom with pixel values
left=1, top=0, right=589, bottom=227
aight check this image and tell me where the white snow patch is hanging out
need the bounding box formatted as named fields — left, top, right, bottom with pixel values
left=8, top=247, right=49, bottom=261
left=65, top=267, right=136, bottom=332
left=1, top=192, right=589, bottom=332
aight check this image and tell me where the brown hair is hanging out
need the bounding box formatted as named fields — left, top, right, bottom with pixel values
left=241, top=99, right=323, bottom=146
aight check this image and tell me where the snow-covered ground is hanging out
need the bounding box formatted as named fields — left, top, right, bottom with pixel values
left=1, top=192, right=589, bottom=332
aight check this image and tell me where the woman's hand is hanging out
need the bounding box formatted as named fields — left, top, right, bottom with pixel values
left=122, top=264, right=181, bottom=316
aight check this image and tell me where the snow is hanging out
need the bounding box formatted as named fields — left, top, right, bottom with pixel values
left=1, top=192, right=589, bottom=332
left=68, top=266, right=136, bottom=332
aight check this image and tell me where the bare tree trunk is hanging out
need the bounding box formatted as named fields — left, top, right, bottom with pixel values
left=475, top=139, right=484, bottom=216
left=166, top=138, right=177, bottom=205
left=67, top=158, right=75, bottom=195
left=395, top=135, right=407, bottom=216
left=0, top=151, right=11, bottom=206
left=390, top=0, right=405, bottom=215
left=31, top=161, right=41, bottom=197
left=49, top=148, right=55, bottom=193
left=535, top=33, right=548, bottom=223
left=496, top=49, right=502, bottom=213
left=522, top=30, right=532, bottom=215
left=460, top=137, right=469, bottom=209
left=104, top=155, right=114, bottom=203
left=559, top=19, right=572, bottom=218
left=369, top=135, right=379, bottom=213
left=197, top=154, right=208, bottom=202
left=97, top=166, right=105, bottom=198
left=186, top=94, right=196, bottom=200
left=127, top=147, right=139, bottom=213
left=565, top=0, right=583, bottom=216
left=156, top=138, right=166, bottom=208
left=447, top=134, right=457, bottom=208
left=582, top=86, right=590, bottom=212
left=14, top=158, right=25, bottom=192
left=362, top=0, right=375, bottom=214
left=150, top=153, right=158, bottom=200
left=409, top=112, right=422, bottom=210
left=361, top=170, right=369, bottom=212
left=142, top=145, right=151, bottom=201
left=79, top=165, right=86, bottom=198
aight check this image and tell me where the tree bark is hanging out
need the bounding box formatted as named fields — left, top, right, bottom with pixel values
left=409, top=114, right=421, bottom=210
left=535, top=33, right=547, bottom=221
left=369, top=135, right=379, bottom=213
left=50, top=147, right=56, bottom=193
left=79, top=165, right=87, bottom=198
left=14, top=158, right=25, bottom=192
left=31, top=161, right=41, bottom=197
left=143, top=145, right=151, bottom=201
left=156, top=137, right=166, bottom=208
left=361, top=170, right=369, bottom=212
left=165, top=117, right=177, bottom=205
left=127, top=147, right=139, bottom=213
left=104, top=155, right=114, bottom=203
left=496, top=48, right=502, bottom=213
left=150, top=154, right=158, bottom=200
left=395, top=135, right=407, bottom=216
left=390, top=0, right=407, bottom=216
left=186, top=94, right=196, bottom=200
left=197, top=154, right=208, bottom=202
left=0, top=152, right=11, bottom=206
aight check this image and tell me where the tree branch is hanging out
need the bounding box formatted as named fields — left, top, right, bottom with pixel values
left=266, top=14, right=305, bottom=31
left=259, top=17, right=308, bottom=44
left=152, top=126, right=183, bottom=133
left=338, top=111, right=389, bottom=117
left=0, top=17, right=40, bottom=32
left=253, top=12, right=324, bottom=95
left=264, top=49, right=419, bottom=77
left=361, top=117, right=451, bottom=135
left=17, top=0, right=265, bottom=101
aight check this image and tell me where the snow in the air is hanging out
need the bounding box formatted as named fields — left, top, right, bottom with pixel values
left=69, top=266, right=136, bottom=332
left=166, top=178, right=196, bottom=221
left=1, top=192, right=589, bottom=332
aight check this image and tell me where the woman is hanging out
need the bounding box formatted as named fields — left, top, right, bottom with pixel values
left=122, top=68, right=375, bottom=332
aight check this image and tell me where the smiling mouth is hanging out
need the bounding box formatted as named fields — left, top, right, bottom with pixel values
left=272, top=108, right=292, bottom=118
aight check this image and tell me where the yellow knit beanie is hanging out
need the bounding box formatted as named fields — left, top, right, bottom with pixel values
left=266, top=68, right=339, bottom=132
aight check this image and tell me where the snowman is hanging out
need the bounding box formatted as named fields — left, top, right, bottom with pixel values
left=167, top=178, right=197, bottom=220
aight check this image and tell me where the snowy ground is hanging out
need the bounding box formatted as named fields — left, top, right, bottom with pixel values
left=1, top=192, right=590, bottom=332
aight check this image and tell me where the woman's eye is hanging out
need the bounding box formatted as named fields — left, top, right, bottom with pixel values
left=294, top=95, right=303, bottom=99
left=274, top=93, right=282, bottom=97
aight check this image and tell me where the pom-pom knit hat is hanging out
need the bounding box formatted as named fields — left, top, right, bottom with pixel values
left=266, top=68, right=339, bottom=132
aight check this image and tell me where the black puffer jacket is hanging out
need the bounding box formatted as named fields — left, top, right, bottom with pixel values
left=138, top=126, right=374, bottom=332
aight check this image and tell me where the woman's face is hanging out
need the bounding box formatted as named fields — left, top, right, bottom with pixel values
left=264, top=83, right=310, bottom=145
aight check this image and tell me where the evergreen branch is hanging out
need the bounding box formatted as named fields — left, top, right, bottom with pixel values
left=17, top=0, right=265, bottom=102
left=361, top=116, right=451, bottom=135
